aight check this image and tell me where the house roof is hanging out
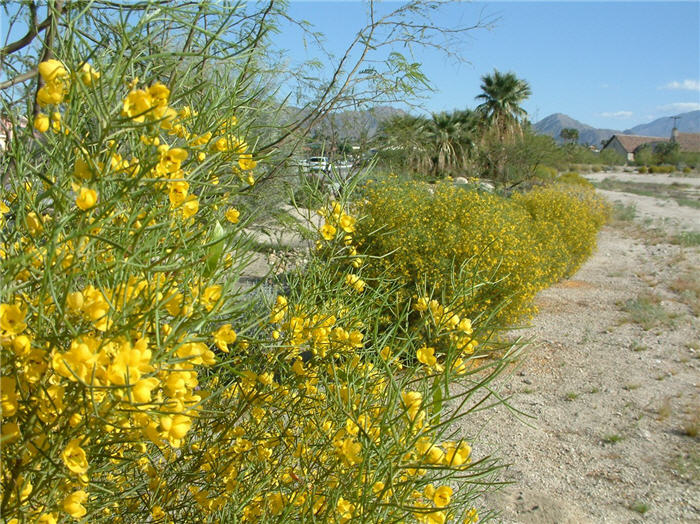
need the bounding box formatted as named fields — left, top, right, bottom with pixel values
left=676, top=132, right=700, bottom=153
left=611, top=134, right=668, bottom=153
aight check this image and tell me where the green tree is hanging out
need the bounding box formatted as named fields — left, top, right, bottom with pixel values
left=560, top=128, right=579, bottom=144
left=475, top=69, right=532, bottom=139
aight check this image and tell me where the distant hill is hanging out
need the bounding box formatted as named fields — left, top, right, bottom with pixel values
left=312, top=106, right=408, bottom=141
left=534, top=110, right=700, bottom=146
left=624, top=110, right=700, bottom=136
left=533, top=113, right=619, bottom=146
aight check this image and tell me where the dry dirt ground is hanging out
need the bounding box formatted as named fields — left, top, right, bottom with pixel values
left=470, top=172, right=700, bottom=523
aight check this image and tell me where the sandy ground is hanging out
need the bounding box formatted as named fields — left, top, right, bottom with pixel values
left=469, top=172, right=700, bottom=523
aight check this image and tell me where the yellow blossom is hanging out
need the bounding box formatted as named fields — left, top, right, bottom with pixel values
left=433, top=485, right=452, bottom=507
left=0, top=303, right=27, bottom=334
left=181, top=195, right=199, bottom=219
left=63, top=490, right=88, bottom=519
left=238, top=153, right=257, bottom=170
left=339, top=213, right=356, bottom=233
left=320, top=223, right=336, bottom=241
left=79, top=63, right=100, bottom=86
left=213, top=324, right=237, bottom=352
left=225, top=208, right=240, bottom=224
left=34, top=113, right=50, bottom=132
left=62, top=439, right=89, bottom=476
left=76, top=187, right=98, bottom=210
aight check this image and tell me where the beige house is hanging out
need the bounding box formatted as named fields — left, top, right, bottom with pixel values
left=602, top=129, right=700, bottom=162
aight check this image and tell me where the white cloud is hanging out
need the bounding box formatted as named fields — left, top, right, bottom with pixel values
left=660, top=79, right=700, bottom=91
left=657, top=102, right=700, bottom=113
left=600, top=111, right=633, bottom=118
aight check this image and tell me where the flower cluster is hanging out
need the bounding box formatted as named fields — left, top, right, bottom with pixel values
left=356, top=176, right=608, bottom=326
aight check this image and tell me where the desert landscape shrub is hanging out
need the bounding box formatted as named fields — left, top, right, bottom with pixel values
left=556, top=172, right=594, bottom=188
left=355, top=177, right=608, bottom=330
left=532, top=165, right=557, bottom=182
left=649, top=165, right=675, bottom=174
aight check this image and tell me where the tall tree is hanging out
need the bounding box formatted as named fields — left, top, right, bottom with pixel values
left=560, top=127, right=579, bottom=144
left=475, top=69, right=531, bottom=139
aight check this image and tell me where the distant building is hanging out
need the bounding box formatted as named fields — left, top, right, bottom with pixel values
left=0, top=116, right=28, bottom=151
left=602, top=128, right=700, bottom=162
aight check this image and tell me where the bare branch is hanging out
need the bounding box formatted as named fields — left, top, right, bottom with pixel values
left=0, top=69, right=37, bottom=90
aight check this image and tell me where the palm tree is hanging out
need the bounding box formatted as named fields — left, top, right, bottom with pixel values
left=475, top=70, right=531, bottom=139
left=425, top=109, right=478, bottom=175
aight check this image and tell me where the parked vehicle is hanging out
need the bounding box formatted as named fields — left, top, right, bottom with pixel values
left=307, top=156, right=330, bottom=173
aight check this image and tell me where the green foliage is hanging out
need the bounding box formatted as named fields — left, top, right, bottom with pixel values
left=649, top=165, right=675, bottom=174
left=532, top=165, right=558, bottom=182
left=559, top=128, right=579, bottom=144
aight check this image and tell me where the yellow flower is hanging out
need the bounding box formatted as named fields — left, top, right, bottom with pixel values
left=122, top=88, right=154, bottom=122
left=0, top=303, right=27, bottom=334
left=1, top=376, right=18, bottom=417
left=168, top=180, right=189, bottom=207
left=414, top=296, right=429, bottom=312
left=37, top=83, right=65, bottom=106
left=25, top=212, right=43, bottom=234
left=464, top=507, right=479, bottom=523
left=320, top=223, right=336, bottom=241
left=201, top=285, right=222, bottom=311
left=36, top=514, right=58, bottom=524
left=339, top=213, right=356, bottom=233
left=1, top=421, right=20, bottom=443
left=79, top=63, right=100, bottom=86
left=132, top=377, right=159, bottom=403
left=62, top=439, right=88, bottom=476
left=225, top=208, right=240, bottom=224
left=336, top=497, right=355, bottom=524
left=159, top=414, right=192, bottom=447
left=34, top=113, right=50, bottom=132
left=401, top=390, right=422, bottom=420
left=76, top=187, right=97, bottom=210
left=159, top=146, right=188, bottom=174
left=66, top=291, right=84, bottom=311
left=433, top=485, right=452, bottom=507
left=344, top=274, right=365, bottom=293
left=213, top=324, right=237, bottom=352
left=336, top=437, right=362, bottom=466
left=38, top=59, right=68, bottom=84
left=63, top=490, right=88, bottom=519
left=181, top=195, right=199, bottom=219
left=444, top=441, right=471, bottom=467
left=238, top=153, right=257, bottom=170
left=415, top=437, right=445, bottom=464
left=416, top=346, right=437, bottom=367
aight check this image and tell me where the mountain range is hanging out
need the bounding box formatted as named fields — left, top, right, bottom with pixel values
left=533, top=110, right=700, bottom=146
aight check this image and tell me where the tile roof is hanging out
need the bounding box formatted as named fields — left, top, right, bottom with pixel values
left=676, top=132, right=700, bottom=153
left=613, top=134, right=668, bottom=153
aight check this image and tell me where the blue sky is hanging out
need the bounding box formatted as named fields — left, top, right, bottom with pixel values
left=2, top=1, right=697, bottom=130
left=278, top=1, right=700, bottom=130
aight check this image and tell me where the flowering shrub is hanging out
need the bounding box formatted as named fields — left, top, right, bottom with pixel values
left=555, top=171, right=593, bottom=189
left=1, top=58, right=508, bottom=523
left=355, top=177, right=609, bottom=329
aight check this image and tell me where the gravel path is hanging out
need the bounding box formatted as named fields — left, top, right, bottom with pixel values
left=469, top=174, right=700, bottom=523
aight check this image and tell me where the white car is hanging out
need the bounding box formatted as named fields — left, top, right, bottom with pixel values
left=307, top=156, right=330, bottom=173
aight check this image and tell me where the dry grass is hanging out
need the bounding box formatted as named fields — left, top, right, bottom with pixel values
left=669, top=271, right=700, bottom=316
